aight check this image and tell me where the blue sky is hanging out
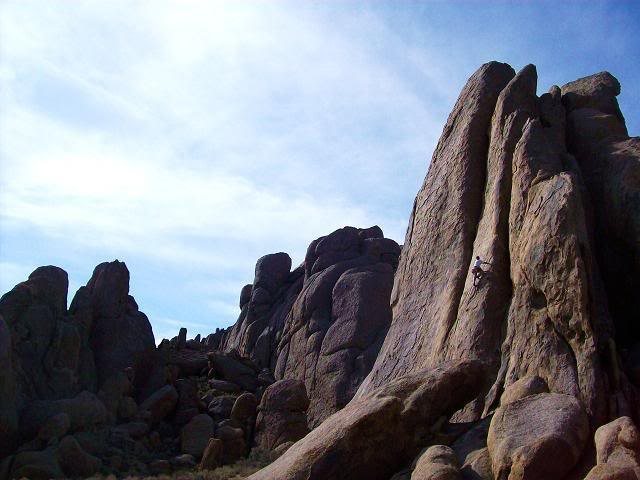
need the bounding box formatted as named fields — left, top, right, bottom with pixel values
left=1, top=1, right=638, bottom=342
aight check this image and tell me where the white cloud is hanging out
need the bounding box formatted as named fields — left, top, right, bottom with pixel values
left=1, top=1, right=434, bottom=334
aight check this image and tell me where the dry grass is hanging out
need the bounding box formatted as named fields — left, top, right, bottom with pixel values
left=88, top=449, right=274, bottom=480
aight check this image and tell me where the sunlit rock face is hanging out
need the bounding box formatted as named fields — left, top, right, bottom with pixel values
left=247, top=62, right=640, bottom=480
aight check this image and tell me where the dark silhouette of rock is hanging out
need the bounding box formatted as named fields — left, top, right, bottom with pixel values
left=0, top=314, right=17, bottom=457
left=70, top=261, right=156, bottom=397
left=57, top=434, right=102, bottom=477
left=138, top=384, right=178, bottom=424
left=0, top=266, right=81, bottom=406
left=181, top=414, right=214, bottom=458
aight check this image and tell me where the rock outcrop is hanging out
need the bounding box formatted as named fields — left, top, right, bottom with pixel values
left=1, top=60, right=639, bottom=480
left=249, top=62, right=639, bottom=479
left=221, top=225, right=400, bottom=426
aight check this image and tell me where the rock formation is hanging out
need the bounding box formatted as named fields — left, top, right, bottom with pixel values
left=221, top=225, right=400, bottom=426
left=247, top=62, right=640, bottom=479
left=1, top=60, right=639, bottom=480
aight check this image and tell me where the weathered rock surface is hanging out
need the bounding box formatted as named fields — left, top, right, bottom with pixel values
left=487, top=393, right=589, bottom=479
left=220, top=226, right=400, bottom=426
left=562, top=72, right=640, bottom=364
left=249, top=360, right=485, bottom=480
left=254, top=379, right=310, bottom=452
left=359, top=62, right=515, bottom=397
left=585, top=416, right=640, bottom=480
left=411, top=445, right=461, bottom=480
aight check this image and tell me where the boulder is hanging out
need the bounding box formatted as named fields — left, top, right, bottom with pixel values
left=138, top=384, right=178, bottom=424
left=98, top=371, right=132, bottom=421
left=57, top=434, right=102, bottom=477
left=487, top=393, right=589, bottom=479
left=231, top=392, right=258, bottom=423
left=451, top=416, right=493, bottom=480
left=20, top=390, right=108, bottom=439
left=37, top=412, right=70, bottom=442
left=248, top=359, right=485, bottom=480
left=199, top=438, right=223, bottom=470
left=181, top=413, right=214, bottom=458
left=584, top=416, right=640, bottom=480
left=499, top=375, right=548, bottom=406
left=411, top=445, right=461, bottom=480
left=255, top=379, right=309, bottom=451
left=10, top=447, right=63, bottom=479
left=208, top=379, right=242, bottom=393
left=174, top=378, right=201, bottom=427
left=561, top=71, right=625, bottom=119
left=117, top=396, right=138, bottom=421
left=360, top=62, right=516, bottom=396
left=208, top=352, right=259, bottom=391
left=208, top=395, right=236, bottom=422
left=71, top=261, right=156, bottom=394
left=216, top=425, right=246, bottom=464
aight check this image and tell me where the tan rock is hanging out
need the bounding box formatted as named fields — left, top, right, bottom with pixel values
left=411, top=445, right=461, bottom=480
left=231, top=392, right=258, bottom=423
left=584, top=416, right=640, bottom=480
left=487, top=393, right=589, bottom=479
left=248, top=359, right=485, bottom=480
left=499, top=375, right=548, bottom=406
left=254, top=379, right=309, bottom=451
left=358, top=62, right=515, bottom=396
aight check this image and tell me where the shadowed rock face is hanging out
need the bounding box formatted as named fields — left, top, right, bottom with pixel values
left=0, top=266, right=76, bottom=405
left=562, top=72, right=640, bottom=352
left=222, top=225, right=400, bottom=426
left=69, top=261, right=157, bottom=398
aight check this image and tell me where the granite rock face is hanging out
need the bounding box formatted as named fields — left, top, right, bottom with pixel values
left=250, top=62, right=639, bottom=479
left=221, top=225, right=400, bottom=426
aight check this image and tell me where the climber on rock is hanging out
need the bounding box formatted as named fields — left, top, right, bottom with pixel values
left=472, top=256, right=490, bottom=286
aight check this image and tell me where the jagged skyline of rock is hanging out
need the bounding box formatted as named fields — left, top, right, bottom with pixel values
left=2, top=2, right=639, bottom=343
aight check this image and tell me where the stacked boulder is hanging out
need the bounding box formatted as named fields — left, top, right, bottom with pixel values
left=248, top=63, right=640, bottom=480
left=221, top=225, right=401, bottom=426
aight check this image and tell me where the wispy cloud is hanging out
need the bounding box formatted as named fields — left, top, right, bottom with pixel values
left=1, top=1, right=638, bottom=336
